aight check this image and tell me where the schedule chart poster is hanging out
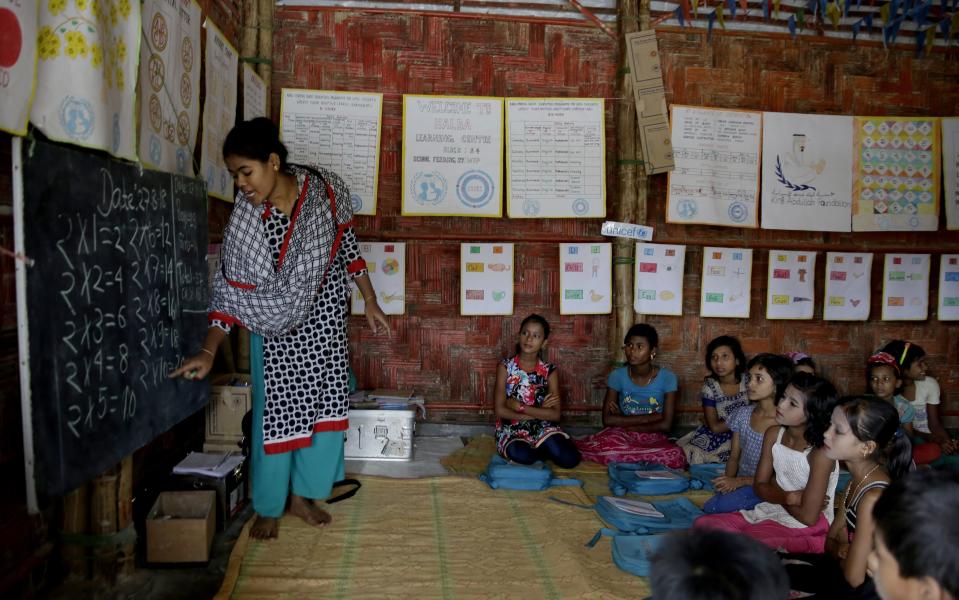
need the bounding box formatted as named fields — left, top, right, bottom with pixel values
left=242, top=63, right=266, bottom=121
left=700, top=247, right=753, bottom=318
left=506, top=98, right=606, bottom=218
left=939, top=255, right=959, bottom=321
left=634, top=243, right=686, bottom=316
left=200, top=20, right=238, bottom=201
left=823, top=252, right=873, bottom=321
left=667, top=106, right=762, bottom=228
left=460, top=244, right=514, bottom=315
left=280, top=89, right=383, bottom=216
left=402, top=95, right=503, bottom=217
left=766, top=250, right=817, bottom=320
left=881, top=253, right=931, bottom=321
left=559, top=243, right=612, bottom=315
left=351, top=242, right=406, bottom=316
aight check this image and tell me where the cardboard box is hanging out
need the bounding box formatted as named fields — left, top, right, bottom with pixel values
left=146, top=491, right=215, bottom=563
left=169, top=457, right=248, bottom=530
left=625, top=31, right=674, bottom=174
left=345, top=409, right=415, bottom=461
left=207, top=374, right=252, bottom=444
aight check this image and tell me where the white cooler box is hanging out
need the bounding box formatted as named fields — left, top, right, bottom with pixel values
left=344, top=409, right=415, bottom=461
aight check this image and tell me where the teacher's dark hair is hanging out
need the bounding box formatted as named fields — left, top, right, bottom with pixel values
left=222, top=117, right=289, bottom=168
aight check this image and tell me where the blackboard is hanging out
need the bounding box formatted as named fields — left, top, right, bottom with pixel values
left=15, top=138, right=210, bottom=503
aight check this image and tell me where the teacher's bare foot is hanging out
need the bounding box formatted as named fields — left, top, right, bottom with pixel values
left=249, top=515, right=278, bottom=540
left=289, top=494, right=332, bottom=527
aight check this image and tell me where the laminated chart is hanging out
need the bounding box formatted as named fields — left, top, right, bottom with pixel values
left=852, top=117, right=940, bottom=232
left=200, top=20, right=237, bottom=201
left=461, top=244, right=514, bottom=316
left=881, top=254, right=930, bottom=321
left=761, top=113, right=853, bottom=232
left=0, top=1, right=36, bottom=135
left=700, top=247, right=753, bottom=318
left=939, top=255, right=959, bottom=321
left=138, top=0, right=201, bottom=175
left=243, top=63, right=266, bottom=121
left=634, top=243, right=686, bottom=316
left=944, top=118, right=959, bottom=230
left=766, top=250, right=817, bottom=320
left=667, top=106, right=762, bottom=228
left=823, top=252, right=873, bottom=321
left=281, top=89, right=382, bottom=215
left=559, top=243, right=612, bottom=315
left=402, top=95, right=503, bottom=217
left=506, top=98, right=605, bottom=218
left=351, top=243, right=406, bottom=316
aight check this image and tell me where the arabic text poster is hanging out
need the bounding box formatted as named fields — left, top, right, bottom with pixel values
left=938, top=254, right=959, bottom=321
left=944, top=118, right=959, bottom=230
left=351, top=243, right=406, bottom=316
left=402, top=95, right=503, bottom=217
left=823, top=252, right=873, bottom=321
left=761, top=112, right=853, bottom=232
left=667, top=106, right=762, bottom=228
left=559, top=243, right=611, bottom=315
left=852, top=117, right=940, bottom=232
left=506, top=98, right=606, bottom=218
left=700, top=247, right=753, bottom=318
left=881, top=254, right=930, bottom=321
left=634, top=243, right=686, bottom=316
left=461, top=244, right=514, bottom=315
left=765, top=250, right=817, bottom=320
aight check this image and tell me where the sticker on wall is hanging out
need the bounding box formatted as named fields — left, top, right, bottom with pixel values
left=938, top=254, right=959, bottom=321
left=634, top=243, right=686, bottom=316
left=0, top=1, right=37, bottom=136
left=823, top=252, right=873, bottom=321
left=461, top=243, right=514, bottom=315
left=351, top=243, right=406, bottom=316
left=700, top=247, right=753, bottom=318
left=881, top=253, right=930, bottom=321
left=765, top=250, right=817, bottom=320
left=559, top=243, right=611, bottom=315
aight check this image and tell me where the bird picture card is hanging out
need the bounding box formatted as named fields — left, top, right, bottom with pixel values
left=461, top=243, right=514, bottom=315
left=944, top=118, right=959, bottom=230
left=634, top=243, right=686, bottom=316
left=700, top=247, right=753, bottom=318
left=881, top=253, right=930, bottom=321
left=852, top=117, right=940, bottom=232
left=351, top=243, right=406, bottom=316
left=760, top=112, right=853, bottom=232
left=823, top=252, right=873, bottom=321
left=559, top=243, right=612, bottom=315
left=766, top=250, right=817, bottom=319
left=938, top=255, right=959, bottom=321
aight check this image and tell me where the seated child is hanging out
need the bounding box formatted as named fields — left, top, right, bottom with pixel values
left=695, top=373, right=841, bottom=554
left=784, top=351, right=817, bottom=375
left=493, top=314, right=581, bottom=469
left=649, top=529, right=789, bottom=600
left=869, top=469, right=959, bottom=600
left=575, top=323, right=685, bottom=469
left=703, top=353, right=795, bottom=514
left=677, top=335, right=749, bottom=465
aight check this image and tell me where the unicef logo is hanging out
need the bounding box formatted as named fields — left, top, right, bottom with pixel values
left=571, top=198, right=590, bottom=216
left=149, top=135, right=162, bottom=165
left=351, top=195, right=363, bottom=212
left=59, top=96, right=95, bottom=141
left=728, top=202, right=748, bottom=224
left=176, top=148, right=188, bottom=174
left=456, top=170, right=494, bottom=208
left=676, top=199, right=697, bottom=219
left=410, top=171, right=447, bottom=206
left=522, top=199, right=541, bottom=216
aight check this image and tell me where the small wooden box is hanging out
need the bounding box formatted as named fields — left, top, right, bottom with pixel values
left=146, top=491, right=216, bottom=563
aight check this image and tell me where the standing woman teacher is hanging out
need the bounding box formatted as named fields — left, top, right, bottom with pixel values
left=171, top=118, right=390, bottom=539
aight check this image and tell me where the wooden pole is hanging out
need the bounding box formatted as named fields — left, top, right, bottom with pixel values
left=90, top=466, right=118, bottom=583
left=60, top=485, right=89, bottom=578
left=115, top=456, right=134, bottom=578
left=257, top=0, right=274, bottom=116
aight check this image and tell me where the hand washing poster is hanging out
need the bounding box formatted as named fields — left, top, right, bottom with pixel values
left=760, top=112, right=853, bottom=232
left=559, top=243, right=611, bottom=315
left=402, top=95, right=503, bottom=217
left=823, top=252, right=873, bottom=321
left=881, top=253, right=930, bottom=321
left=351, top=243, right=406, bottom=316
left=461, top=244, right=513, bottom=315
left=765, top=250, right=817, bottom=320
left=634, top=243, right=686, bottom=316
left=700, top=247, right=753, bottom=318
left=938, top=255, right=959, bottom=321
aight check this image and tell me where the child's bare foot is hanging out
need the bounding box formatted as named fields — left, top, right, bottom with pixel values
left=250, top=514, right=278, bottom=540
left=289, top=494, right=332, bottom=527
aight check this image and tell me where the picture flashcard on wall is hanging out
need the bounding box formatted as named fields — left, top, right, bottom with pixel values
left=852, top=117, right=940, bottom=232
left=0, top=2, right=37, bottom=136
left=559, top=243, right=611, bottom=315
left=938, top=254, right=959, bottom=321
left=351, top=243, right=406, bottom=316
left=200, top=19, right=238, bottom=201
left=881, top=253, right=930, bottom=321
left=760, top=113, right=853, bottom=232
left=700, top=247, right=753, bottom=318
left=944, top=118, right=959, bottom=230
left=823, top=252, right=873, bottom=321
left=634, top=243, right=686, bottom=316
left=765, top=250, right=817, bottom=320
left=667, top=106, right=762, bottom=228
left=461, top=243, right=514, bottom=316
left=506, top=98, right=606, bottom=218
left=403, top=95, right=503, bottom=217
left=280, top=89, right=383, bottom=216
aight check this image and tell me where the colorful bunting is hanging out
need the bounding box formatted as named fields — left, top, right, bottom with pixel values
left=916, top=27, right=927, bottom=52
left=728, top=0, right=737, bottom=18
left=708, top=9, right=717, bottom=39
left=827, top=1, right=842, bottom=27
left=675, top=5, right=686, bottom=25
left=789, top=13, right=799, bottom=35
left=797, top=6, right=807, bottom=26
left=880, top=1, right=891, bottom=21
left=925, top=24, right=937, bottom=54
left=853, top=18, right=863, bottom=38
left=763, top=0, right=771, bottom=19
left=774, top=0, right=782, bottom=17
left=717, top=3, right=726, bottom=28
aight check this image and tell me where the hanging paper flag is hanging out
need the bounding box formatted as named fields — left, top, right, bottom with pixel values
left=880, top=2, right=891, bottom=22
left=853, top=19, right=862, bottom=38
left=727, top=0, right=737, bottom=18
left=925, top=24, right=936, bottom=54
left=797, top=8, right=806, bottom=27
left=763, top=0, right=771, bottom=20
left=819, top=0, right=829, bottom=18
left=717, top=4, right=726, bottom=28
left=708, top=10, right=718, bottom=39
left=884, top=19, right=902, bottom=45
left=911, top=2, right=929, bottom=25
left=693, top=0, right=700, bottom=17
left=675, top=5, right=686, bottom=25
left=789, top=14, right=799, bottom=35
left=915, top=28, right=927, bottom=53
left=827, top=1, right=842, bottom=27
left=844, top=0, right=852, bottom=15
left=774, top=0, right=782, bottom=17
left=864, top=13, right=874, bottom=30
left=891, top=0, right=901, bottom=18
left=952, top=12, right=959, bottom=38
